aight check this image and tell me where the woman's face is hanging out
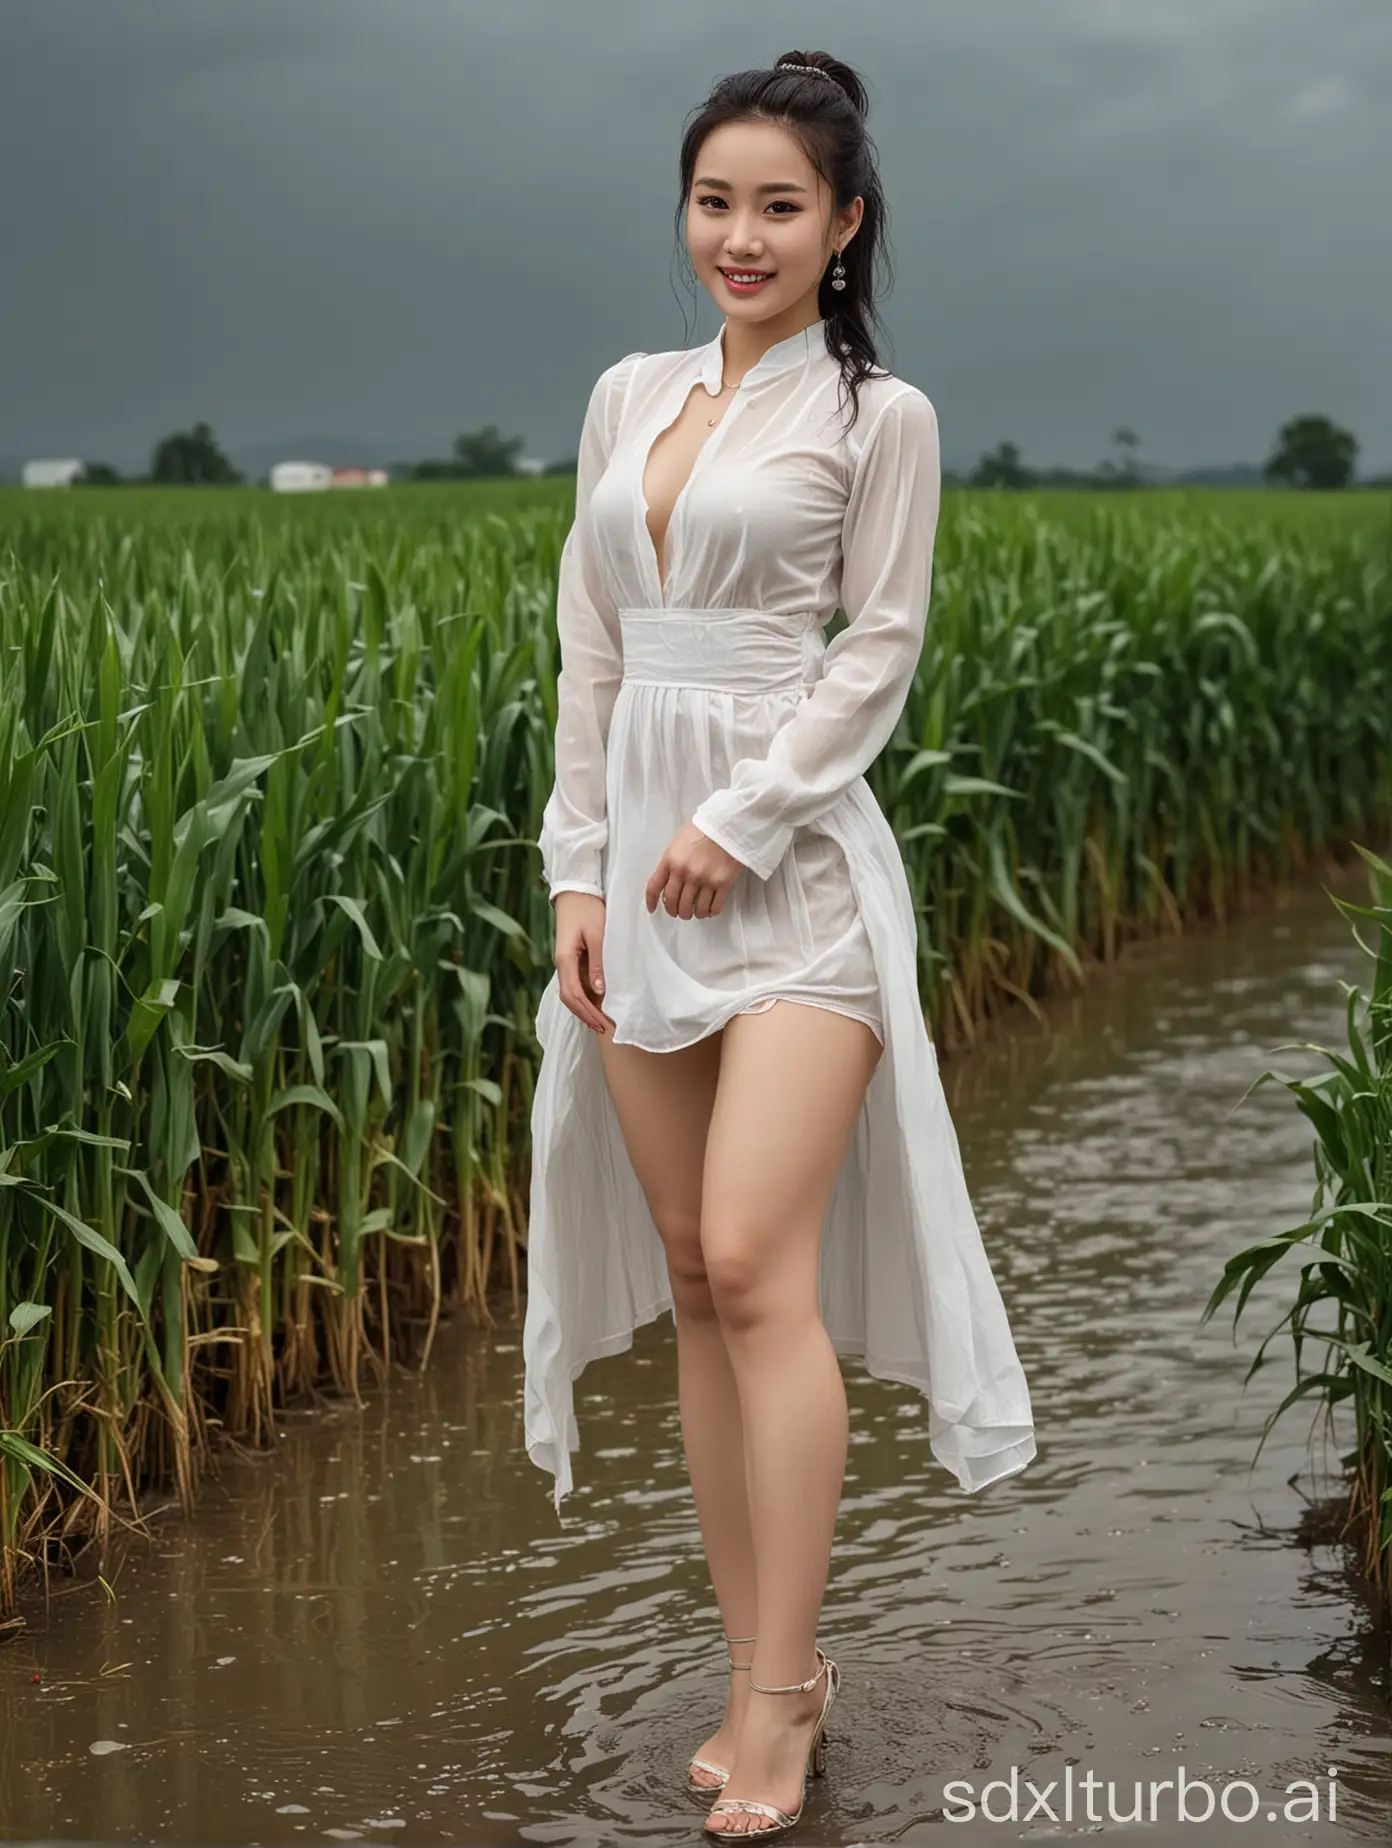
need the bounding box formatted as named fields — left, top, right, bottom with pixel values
left=686, top=118, right=860, bottom=330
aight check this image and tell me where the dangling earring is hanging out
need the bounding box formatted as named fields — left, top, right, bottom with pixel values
left=830, top=247, right=846, bottom=291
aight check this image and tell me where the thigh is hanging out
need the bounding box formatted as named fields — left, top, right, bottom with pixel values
left=595, top=1027, right=724, bottom=1259
left=701, top=1001, right=883, bottom=1302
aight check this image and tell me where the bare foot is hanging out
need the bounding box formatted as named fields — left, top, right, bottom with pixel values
left=702, top=1678, right=828, bottom=1835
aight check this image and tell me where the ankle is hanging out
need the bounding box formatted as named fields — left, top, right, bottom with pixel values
left=724, top=1630, right=757, bottom=1676
left=748, top=1647, right=826, bottom=1699
left=743, top=1685, right=824, bottom=1734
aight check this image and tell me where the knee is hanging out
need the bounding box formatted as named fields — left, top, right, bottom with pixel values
left=653, top=1209, right=717, bottom=1317
left=699, top=1221, right=777, bottom=1335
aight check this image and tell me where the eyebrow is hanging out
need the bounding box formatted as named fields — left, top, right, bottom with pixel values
left=691, top=178, right=809, bottom=195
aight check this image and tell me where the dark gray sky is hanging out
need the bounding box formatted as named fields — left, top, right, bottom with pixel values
left=2, top=0, right=1388, bottom=476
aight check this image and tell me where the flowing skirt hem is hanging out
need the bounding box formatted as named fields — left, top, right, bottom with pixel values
left=523, top=772, right=1037, bottom=1519
left=524, top=1291, right=1036, bottom=1517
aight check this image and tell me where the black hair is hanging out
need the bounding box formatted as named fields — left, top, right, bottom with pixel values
left=673, top=49, right=893, bottom=437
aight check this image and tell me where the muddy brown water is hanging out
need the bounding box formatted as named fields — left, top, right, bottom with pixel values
left=3, top=875, right=1390, bottom=1846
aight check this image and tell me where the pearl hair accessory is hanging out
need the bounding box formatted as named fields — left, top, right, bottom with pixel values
left=775, top=62, right=839, bottom=85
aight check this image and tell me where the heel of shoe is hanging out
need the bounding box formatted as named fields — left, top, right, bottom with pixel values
left=809, top=1655, right=839, bottom=1779
left=810, top=1728, right=828, bottom=1778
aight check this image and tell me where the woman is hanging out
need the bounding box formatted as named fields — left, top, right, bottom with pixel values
left=524, top=50, right=1036, bottom=1840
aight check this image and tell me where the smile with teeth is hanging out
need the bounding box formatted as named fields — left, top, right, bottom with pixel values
left=721, top=268, right=773, bottom=282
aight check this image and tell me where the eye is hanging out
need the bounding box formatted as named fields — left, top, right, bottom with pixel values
left=694, top=195, right=800, bottom=215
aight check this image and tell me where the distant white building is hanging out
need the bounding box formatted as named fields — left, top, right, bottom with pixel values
left=517, top=457, right=547, bottom=477
left=23, top=458, right=85, bottom=488
left=270, top=460, right=334, bottom=493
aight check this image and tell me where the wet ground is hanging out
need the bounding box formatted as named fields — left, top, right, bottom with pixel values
left=3, top=872, right=1390, bottom=1845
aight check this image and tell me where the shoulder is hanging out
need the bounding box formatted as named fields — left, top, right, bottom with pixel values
left=838, top=374, right=940, bottom=506
left=580, top=349, right=651, bottom=445
left=597, top=348, right=651, bottom=389
left=846, top=373, right=938, bottom=456
left=603, top=343, right=713, bottom=395
left=590, top=347, right=649, bottom=407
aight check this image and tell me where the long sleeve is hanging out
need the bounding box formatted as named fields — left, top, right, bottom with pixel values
left=689, top=385, right=942, bottom=882
left=537, top=349, right=645, bottom=903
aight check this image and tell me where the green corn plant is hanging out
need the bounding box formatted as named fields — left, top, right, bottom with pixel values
left=0, top=478, right=1389, bottom=1621
left=1202, top=844, right=1392, bottom=1597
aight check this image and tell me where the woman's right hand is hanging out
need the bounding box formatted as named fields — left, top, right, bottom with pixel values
left=552, top=891, right=616, bottom=1035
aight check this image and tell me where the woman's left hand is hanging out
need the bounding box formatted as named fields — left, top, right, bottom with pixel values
left=646, top=824, right=744, bottom=920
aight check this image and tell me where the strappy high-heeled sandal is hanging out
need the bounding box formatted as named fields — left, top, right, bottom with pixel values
left=684, top=1633, right=756, bottom=1798
left=701, top=1645, right=841, bottom=1840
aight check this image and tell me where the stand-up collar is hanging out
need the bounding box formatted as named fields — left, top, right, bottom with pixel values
left=697, top=317, right=828, bottom=396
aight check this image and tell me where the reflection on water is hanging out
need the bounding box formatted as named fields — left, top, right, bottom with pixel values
left=3, top=875, right=1390, bottom=1845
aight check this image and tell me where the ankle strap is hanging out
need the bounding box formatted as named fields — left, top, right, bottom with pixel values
left=724, top=1630, right=756, bottom=1669
left=749, top=1646, right=827, bottom=1695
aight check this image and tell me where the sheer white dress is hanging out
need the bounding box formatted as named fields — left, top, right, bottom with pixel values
left=525, top=317, right=1036, bottom=1513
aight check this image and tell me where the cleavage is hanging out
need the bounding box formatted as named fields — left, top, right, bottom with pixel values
left=641, top=382, right=734, bottom=596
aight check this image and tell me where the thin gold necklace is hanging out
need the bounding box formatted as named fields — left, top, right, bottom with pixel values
left=707, top=380, right=737, bottom=427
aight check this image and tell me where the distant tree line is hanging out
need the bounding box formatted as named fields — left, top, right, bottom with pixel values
left=956, top=414, right=1373, bottom=490
left=71, top=420, right=546, bottom=486
left=79, top=420, right=550, bottom=487
left=52, top=410, right=1387, bottom=491
left=80, top=422, right=245, bottom=486
left=408, top=425, right=528, bottom=481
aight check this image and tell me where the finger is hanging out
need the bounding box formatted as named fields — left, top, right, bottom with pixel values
left=645, top=857, right=668, bottom=913
left=575, top=979, right=615, bottom=1032
left=708, top=862, right=739, bottom=916
left=694, top=882, right=715, bottom=920
left=559, top=948, right=608, bottom=1032
left=578, top=940, right=615, bottom=1031
left=564, top=982, right=613, bottom=1033
left=660, top=873, right=686, bottom=920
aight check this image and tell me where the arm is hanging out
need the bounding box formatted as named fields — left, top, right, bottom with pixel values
left=537, top=350, right=645, bottom=903
left=689, top=385, right=942, bottom=882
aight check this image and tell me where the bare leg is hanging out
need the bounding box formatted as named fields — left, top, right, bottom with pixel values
left=595, top=1024, right=757, bottom=1784
left=699, top=1000, right=883, bottom=1835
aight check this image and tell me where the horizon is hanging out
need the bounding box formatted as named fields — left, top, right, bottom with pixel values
left=0, top=413, right=1374, bottom=488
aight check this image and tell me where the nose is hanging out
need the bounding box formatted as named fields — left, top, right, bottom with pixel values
left=720, top=211, right=770, bottom=258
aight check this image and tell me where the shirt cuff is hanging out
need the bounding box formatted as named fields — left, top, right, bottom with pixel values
left=546, top=880, right=606, bottom=905
left=689, top=801, right=794, bottom=884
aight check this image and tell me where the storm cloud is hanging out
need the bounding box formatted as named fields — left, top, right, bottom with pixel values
left=1, top=0, right=1387, bottom=476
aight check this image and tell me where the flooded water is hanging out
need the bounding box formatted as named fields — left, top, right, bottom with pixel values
left=4, top=873, right=1390, bottom=1846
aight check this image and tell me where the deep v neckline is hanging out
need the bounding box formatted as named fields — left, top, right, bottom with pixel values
left=638, top=378, right=738, bottom=605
